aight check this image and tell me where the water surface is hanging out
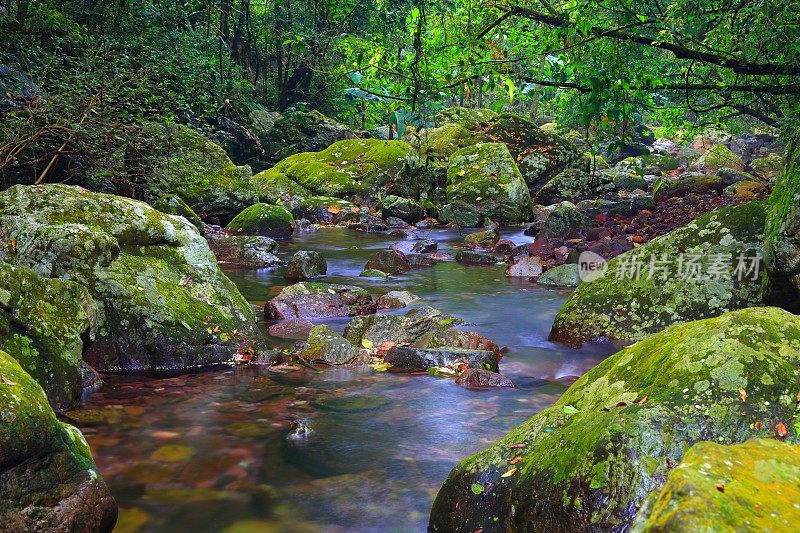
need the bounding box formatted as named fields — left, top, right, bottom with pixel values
left=69, top=227, right=614, bottom=532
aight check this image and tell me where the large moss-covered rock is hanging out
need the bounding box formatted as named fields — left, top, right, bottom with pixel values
left=632, top=438, right=800, bottom=532
left=430, top=307, right=800, bottom=532
left=253, top=139, right=418, bottom=202
left=289, top=196, right=356, bottom=224
left=252, top=109, right=356, bottom=165
left=0, top=185, right=262, bottom=373
left=380, top=195, right=425, bottom=223
left=551, top=201, right=767, bottom=346
left=764, top=132, right=800, bottom=310
left=226, top=203, right=295, bottom=239
left=436, top=107, right=498, bottom=128
left=418, top=123, right=482, bottom=160
left=691, top=143, right=744, bottom=172
left=478, top=114, right=584, bottom=189
left=446, top=143, right=533, bottom=224
left=535, top=169, right=612, bottom=205
left=300, top=325, right=361, bottom=366
left=0, top=350, right=117, bottom=531
left=0, top=263, right=95, bottom=411
left=140, top=123, right=258, bottom=221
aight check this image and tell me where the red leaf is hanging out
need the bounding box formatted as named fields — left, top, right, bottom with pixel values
left=508, top=443, right=527, bottom=449
left=776, top=422, right=788, bottom=438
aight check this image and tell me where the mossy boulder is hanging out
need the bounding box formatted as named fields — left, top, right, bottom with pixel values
left=661, top=174, right=724, bottom=197
left=300, top=325, right=361, bottom=366
left=439, top=201, right=484, bottom=227
left=226, top=203, right=295, bottom=239
left=140, top=123, right=258, bottom=222
left=266, top=282, right=376, bottom=319
left=477, top=114, right=584, bottom=188
left=284, top=251, right=327, bottom=281
left=446, top=143, right=533, bottom=224
left=253, top=139, right=418, bottom=202
left=537, top=263, right=581, bottom=287
left=430, top=307, right=800, bottom=532
left=380, top=195, right=425, bottom=223
left=535, top=169, right=611, bottom=205
left=632, top=438, right=800, bottom=532
left=251, top=109, right=356, bottom=165
left=0, top=262, right=95, bottom=411
left=550, top=201, right=767, bottom=346
left=436, top=107, right=498, bottom=128
left=764, top=132, right=800, bottom=310
left=0, top=185, right=262, bottom=373
left=0, top=350, right=117, bottom=531
left=750, top=152, right=784, bottom=179
left=364, top=249, right=412, bottom=275
left=691, top=144, right=744, bottom=173
left=150, top=194, right=204, bottom=232
left=418, top=123, right=482, bottom=160
left=290, top=196, right=356, bottom=224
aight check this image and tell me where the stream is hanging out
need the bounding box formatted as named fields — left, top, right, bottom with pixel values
left=66, top=227, right=614, bottom=533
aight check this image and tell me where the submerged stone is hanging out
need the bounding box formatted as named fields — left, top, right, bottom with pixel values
left=385, top=346, right=498, bottom=373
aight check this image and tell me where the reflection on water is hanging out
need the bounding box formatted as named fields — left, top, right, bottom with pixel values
left=68, top=227, right=614, bottom=532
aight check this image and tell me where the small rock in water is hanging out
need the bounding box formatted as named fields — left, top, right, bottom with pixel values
left=376, top=290, right=419, bottom=309
left=287, top=419, right=313, bottom=441
left=313, top=395, right=390, bottom=412
left=456, top=368, right=515, bottom=388
left=268, top=318, right=315, bottom=340
left=267, top=364, right=312, bottom=386
left=505, top=256, right=544, bottom=278
left=364, top=249, right=412, bottom=274
left=284, top=250, right=327, bottom=281
left=455, top=250, right=500, bottom=266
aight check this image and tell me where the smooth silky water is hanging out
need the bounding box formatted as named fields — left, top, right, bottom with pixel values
left=69, top=227, right=614, bottom=532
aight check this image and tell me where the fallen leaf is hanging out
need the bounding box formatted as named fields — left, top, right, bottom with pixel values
left=738, top=388, right=747, bottom=402
left=615, top=401, right=628, bottom=407
left=562, top=405, right=579, bottom=414
left=470, top=483, right=484, bottom=495
left=458, top=169, right=466, bottom=176
left=327, top=205, right=341, bottom=214
left=715, top=483, right=725, bottom=493
left=509, top=443, right=527, bottom=449
left=361, top=338, right=374, bottom=349
left=754, top=420, right=762, bottom=430
left=500, top=467, right=518, bottom=478
left=776, top=422, right=788, bottom=438
left=509, top=457, right=524, bottom=465
left=637, top=396, right=648, bottom=404
left=1, top=376, right=16, bottom=386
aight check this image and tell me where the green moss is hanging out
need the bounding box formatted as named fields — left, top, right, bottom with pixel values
left=446, top=142, right=533, bottom=223
left=226, top=203, right=295, bottom=239
left=419, top=123, right=481, bottom=160
left=431, top=307, right=800, bottom=532
left=633, top=438, right=800, bottom=531
left=551, top=201, right=767, bottom=346
left=150, top=194, right=204, bottom=231
left=692, top=144, right=744, bottom=172
left=435, top=107, right=498, bottom=128
left=750, top=152, right=784, bottom=178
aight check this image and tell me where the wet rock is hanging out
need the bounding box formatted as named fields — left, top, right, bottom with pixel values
left=455, top=250, right=500, bottom=266
left=537, top=263, right=581, bottom=287
left=364, top=249, right=412, bottom=274
left=385, top=346, right=498, bottom=372
left=534, top=205, right=592, bottom=242
left=313, top=395, right=389, bottom=412
left=0, top=262, right=95, bottom=411
left=294, top=219, right=315, bottom=233
left=300, top=325, right=361, bottom=366
left=359, top=269, right=390, bottom=279
left=284, top=251, right=327, bottom=281
left=344, top=307, right=500, bottom=357
left=717, top=167, right=756, bottom=186
left=551, top=201, right=767, bottom=346
left=0, top=185, right=262, bottom=373
left=385, top=216, right=409, bottom=228
left=463, top=228, right=500, bottom=248
left=430, top=307, right=800, bottom=532
left=633, top=438, right=800, bottom=531
left=207, top=235, right=283, bottom=267
left=266, top=282, right=376, bottom=319
left=268, top=319, right=314, bottom=340
left=492, top=239, right=516, bottom=255
left=266, top=364, right=312, bottom=386
left=290, top=196, right=356, bottom=224
left=439, top=202, right=484, bottom=227
left=0, top=350, right=117, bottom=532
left=226, top=203, right=295, bottom=239
left=412, top=239, right=438, bottom=253
left=446, top=143, right=533, bottom=224
left=455, top=368, right=515, bottom=388
left=406, top=254, right=435, bottom=268
left=505, top=256, right=544, bottom=278
left=376, top=291, right=419, bottom=309
left=381, top=195, right=425, bottom=223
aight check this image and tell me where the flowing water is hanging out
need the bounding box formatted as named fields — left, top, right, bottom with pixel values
left=66, top=227, right=614, bottom=533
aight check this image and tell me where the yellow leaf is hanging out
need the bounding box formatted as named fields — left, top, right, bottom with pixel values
left=361, top=338, right=374, bottom=349
left=739, top=388, right=747, bottom=402
left=501, top=467, right=518, bottom=478
left=458, top=169, right=466, bottom=176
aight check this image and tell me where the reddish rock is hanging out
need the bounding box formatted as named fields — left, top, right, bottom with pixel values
left=506, top=256, right=544, bottom=278
left=493, top=239, right=516, bottom=254
left=268, top=319, right=314, bottom=339
left=456, top=368, right=515, bottom=388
